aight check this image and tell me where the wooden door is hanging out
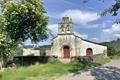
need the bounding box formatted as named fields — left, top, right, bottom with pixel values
left=63, top=46, right=70, bottom=58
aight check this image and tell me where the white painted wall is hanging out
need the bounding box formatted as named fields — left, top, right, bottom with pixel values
left=80, top=40, right=107, bottom=56
left=51, top=34, right=76, bottom=58
left=23, top=48, right=40, bottom=56
left=50, top=34, right=107, bottom=58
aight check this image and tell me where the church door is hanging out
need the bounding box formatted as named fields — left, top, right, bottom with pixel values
left=63, top=46, right=70, bottom=58
left=86, top=48, right=93, bottom=56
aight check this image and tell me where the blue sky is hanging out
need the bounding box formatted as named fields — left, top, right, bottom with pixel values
left=25, top=0, right=120, bottom=45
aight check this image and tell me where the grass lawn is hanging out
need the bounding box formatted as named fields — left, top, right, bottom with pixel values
left=0, top=57, right=110, bottom=80
left=109, top=56, right=120, bottom=59
left=93, top=57, right=111, bottom=65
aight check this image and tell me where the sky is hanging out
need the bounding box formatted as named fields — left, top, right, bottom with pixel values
left=24, top=0, right=120, bottom=45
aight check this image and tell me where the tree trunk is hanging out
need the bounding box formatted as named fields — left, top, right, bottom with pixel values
left=0, top=58, right=3, bottom=70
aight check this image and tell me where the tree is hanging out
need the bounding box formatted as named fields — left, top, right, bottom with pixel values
left=0, top=0, right=48, bottom=68
left=2, top=0, right=48, bottom=43
left=0, top=16, right=18, bottom=68
left=83, top=0, right=120, bottom=23
left=107, top=46, right=118, bottom=56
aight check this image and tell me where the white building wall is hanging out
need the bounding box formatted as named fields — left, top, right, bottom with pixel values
left=50, top=16, right=107, bottom=58
left=51, top=34, right=76, bottom=58
left=75, top=37, right=82, bottom=56
left=80, top=40, right=107, bottom=56
left=51, top=34, right=107, bottom=58
left=23, top=48, right=40, bottom=56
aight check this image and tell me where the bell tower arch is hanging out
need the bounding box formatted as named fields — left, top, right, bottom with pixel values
left=58, top=16, right=73, bottom=34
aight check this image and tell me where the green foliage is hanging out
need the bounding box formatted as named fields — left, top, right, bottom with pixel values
left=0, top=0, right=48, bottom=66
left=2, top=0, right=48, bottom=43
left=107, top=46, right=117, bottom=56
left=40, top=45, right=51, bottom=55
left=101, top=39, right=120, bottom=56
left=101, top=0, right=120, bottom=23
left=0, top=16, right=18, bottom=63
left=0, top=60, right=107, bottom=80
left=13, top=47, right=23, bottom=56
left=83, top=0, right=120, bottom=23
left=101, top=0, right=120, bottom=16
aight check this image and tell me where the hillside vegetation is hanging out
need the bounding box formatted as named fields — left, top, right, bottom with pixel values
left=101, top=39, right=120, bottom=50
left=101, top=39, right=120, bottom=56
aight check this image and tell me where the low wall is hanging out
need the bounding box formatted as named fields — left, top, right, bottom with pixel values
left=71, top=53, right=107, bottom=62
left=13, top=56, right=58, bottom=66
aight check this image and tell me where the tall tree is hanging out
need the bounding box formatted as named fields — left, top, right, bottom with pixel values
left=0, top=16, right=18, bottom=68
left=0, top=0, right=48, bottom=68
left=2, top=0, right=48, bottom=43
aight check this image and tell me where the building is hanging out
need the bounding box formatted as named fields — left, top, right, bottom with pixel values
left=23, top=45, right=40, bottom=56
left=50, top=16, right=107, bottom=58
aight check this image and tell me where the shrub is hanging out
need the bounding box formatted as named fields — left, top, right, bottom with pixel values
left=107, top=46, right=117, bottom=56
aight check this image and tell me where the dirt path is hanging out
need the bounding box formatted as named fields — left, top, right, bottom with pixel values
left=56, top=60, right=120, bottom=80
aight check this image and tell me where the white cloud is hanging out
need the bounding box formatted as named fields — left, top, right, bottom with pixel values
left=46, top=23, right=120, bottom=43
left=59, top=9, right=100, bottom=28
left=47, top=24, right=58, bottom=35
left=87, top=24, right=120, bottom=43
left=100, top=24, right=120, bottom=42
left=47, top=24, right=88, bottom=39
left=90, top=38, right=100, bottom=43
left=74, top=32, right=88, bottom=39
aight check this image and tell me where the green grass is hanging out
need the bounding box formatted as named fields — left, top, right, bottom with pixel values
left=0, top=58, right=110, bottom=80
left=109, top=56, right=120, bottom=59
left=93, top=57, right=111, bottom=65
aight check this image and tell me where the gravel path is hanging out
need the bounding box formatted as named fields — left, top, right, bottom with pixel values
left=56, top=60, right=120, bottom=80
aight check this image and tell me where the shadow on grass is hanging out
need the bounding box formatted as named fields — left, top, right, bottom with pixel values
left=68, top=62, right=101, bottom=76
left=91, top=66, right=120, bottom=80
left=68, top=62, right=120, bottom=80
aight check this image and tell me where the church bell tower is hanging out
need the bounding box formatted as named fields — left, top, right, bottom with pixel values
left=58, top=16, right=73, bottom=34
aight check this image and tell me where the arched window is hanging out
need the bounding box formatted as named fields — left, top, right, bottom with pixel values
left=66, top=25, right=70, bottom=31
left=61, top=25, right=64, bottom=31
left=86, top=48, right=93, bottom=56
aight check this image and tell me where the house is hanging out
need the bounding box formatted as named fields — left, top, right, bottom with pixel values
left=23, top=45, right=40, bottom=56
left=50, top=16, right=107, bottom=58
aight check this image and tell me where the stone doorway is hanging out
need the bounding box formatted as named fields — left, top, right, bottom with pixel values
left=86, top=48, right=93, bottom=56
left=63, top=46, right=70, bottom=58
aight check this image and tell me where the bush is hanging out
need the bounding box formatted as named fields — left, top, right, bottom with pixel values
left=107, top=46, right=117, bottom=56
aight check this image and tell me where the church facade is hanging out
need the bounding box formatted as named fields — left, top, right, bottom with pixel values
left=50, top=17, right=107, bottom=58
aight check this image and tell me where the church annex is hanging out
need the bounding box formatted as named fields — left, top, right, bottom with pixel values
left=50, top=16, right=107, bottom=58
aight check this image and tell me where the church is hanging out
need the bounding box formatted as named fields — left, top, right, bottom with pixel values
left=50, top=16, right=107, bottom=58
